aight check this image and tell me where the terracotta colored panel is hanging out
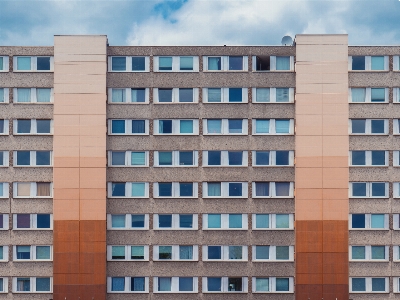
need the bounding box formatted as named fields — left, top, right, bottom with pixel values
left=296, top=274, right=323, bottom=285
left=79, top=168, right=106, bottom=189
left=295, top=168, right=323, bottom=189
left=80, top=157, right=107, bottom=168
left=54, top=168, right=80, bottom=189
left=295, top=200, right=323, bottom=220
left=296, top=284, right=323, bottom=300
left=323, top=135, right=349, bottom=156
left=296, top=252, right=323, bottom=275
left=322, top=221, right=348, bottom=252
left=322, top=167, right=349, bottom=188
left=296, top=229, right=323, bottom=253
left=296, top=156, right=323, bottom=168
left=295, top=188, right=323, bottom=200
left=53, top=200, right=80, bottom=220
left=323, top=273, right=349, bottom=285
left=296, top=136, right=323, bottom=157
left=53, top=188, right=80, bottom=200
left=323, top=284, right=349, bottom=300
left=322, top=156, right=348, bottom=168
left=296, top=114, right=323, bottom=136
left=53, top=136, right=80, bottom=156
left=323, top=200, right=349, bottom=220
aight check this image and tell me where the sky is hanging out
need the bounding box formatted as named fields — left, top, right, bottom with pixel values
left=0, top=0, right=400, bottom=46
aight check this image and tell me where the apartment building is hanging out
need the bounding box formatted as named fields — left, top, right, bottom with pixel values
left=0, top=34, right=399, bottom=299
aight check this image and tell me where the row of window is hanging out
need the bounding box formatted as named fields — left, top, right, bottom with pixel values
left=0, top=182, right=52, bottom=198
left=0, top=119, right=51, bottom=135
left=0, top=277, right=51, bottom=293
left=0, top=214, right=51, bottom=230
left=0, top=56, right=52, bottom=72
left=0, top=245, right=51, bottom=261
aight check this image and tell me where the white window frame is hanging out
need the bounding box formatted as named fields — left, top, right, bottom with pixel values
left=0, top=88, right=9, bottom=103
left=154, top=56, right=199, bottom=72
left=394, top=56, right=400, bottom=71
left=203, top=56, right=248, bottom=71
left=252, top=119, right=294, bottom=135
left=107, top=214, right=149, bottom=230
left=108, top=151, right=149, bottom=167
left=153, top=182, right=198, bottom=198
left=203, top=150, right=248, bottom=167
left=13, top=88, right=54, bottom=103
left=107, top=245, right=149, bottom=261
left=349, top=119, right=388, bottom=134
left=0, top=183, right=9, bottom=198
left=0, top=214, right=9, bottom=230
left=154, top=151, right=198, bottom=167
left=203, top=119, right=248, bottom=135
left=153, top=277, right=198, bottom=293
left=153, top=214, right=198, bottom=230
left=13, top=119, right=52, bottom=135
left=252, top=277, right=294, bottom=293
left=252, top=182, right=294, bottom=198
left=13, top=56, right=54, bottom=72
left=202, top=277, right=248, bottom=293
left=202, top=182, right=248, bottom=198
left=348, top=56, right=389, bottom=71
left=13, top=151, right=52, bottom=167
left=394, top=214, right=400, bottom=230
left=202, top=245, right=248, bottom=261
left=393, top=277, right=400, bottom=293
left=349, top=245, right=389, bottom=261
left=13, top=245, right=52, bottom=261
left=203, top=214, right=248, bottom=230
left=108, top=56, right=150, bottom=72
left=393, top=245, right=400, bottom=261
left=349, top=150, right=388, bottom=167
left=202, top=88, right=248, bottom=103
left=0, top=277, right=8, bottom=293
left=13, top=214, right=53, bottom=230
left=252, top=245, right=294, bottom=262
left=252, top=150, right=294, bottom=166
left=394, top=88, right=400, bottom=103
left=13, top=277, right=52, bottom=293
left=108, top=119, right=149, bottom=135
left=153, top=245, right=199, bottom=261
left=153, top=88, right=199, bottom=103
left=0, top=120, right=9, bottom=135
left=252, top=55, right=294, bottom=71
left=13, top=182, right=52, bottom=198
left=393, top=183, right=400, bottom=198
left=252, top=214, right=294, bottom=230
left=153, top=119, right=199, bottom=135
left=349, top=277, right=389, bottom=293
left=0, top=246, right=8, bottom=262
left=108, top=182, right=149, bottom=198
left=349, top=182, right=389, bottom=198
left=0, top=56, right=9, bottom=72
left=349, top=214, right=389, bottom=230
left=252, top=87, right=294, bottom=103
left=108, top=88, right=150, bottom=103
left=394, top=151, right=400, bottom=166
left=107, top=276, right=149, bottom=293
left=393, top=119, right=400, bottom=134
left=348, top=87, right=389, bottom=103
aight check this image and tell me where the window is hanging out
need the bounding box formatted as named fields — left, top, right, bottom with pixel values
left=107, top=277, right=149, bottom=293
left=202, top=88, right=249, bottom=103
left=0, top=246, right=8, bottom=262
left=107, top=214, right=149, bottom=230
left=14, top=56, right=53, bottom=72
left=13, top=182, right=52, bottom=198
left=0, top=151, right=8, bottom=167
left=252, top=55, right=294, bottom=71
left=202, top=245, right=247, bottom=261
left=0, top=214, right=9, bottom=230
left=349, top=245, right=388, bottom=261
left=252, top=150, right=294, bottom=166
left=13, top=277, right=52, bottom=293
left=203, top=151, right=248, bottom=166
left=253, top=119, right=294, bottom=134
left=0, top=56, right=9, bottom=72
left=252, top=87, right=294, bottom=103
left=153, top=245, right=198, bottom=261
left=154, top=151, right=198, bottom=167
left=203, top=277, right=248, bottom=293
left=204, top=56, right=248, bottom=71
left=13, top=88, right=53, bottom=103
left=252, top=214, right=293, bottom=230
left=108, top=182, right=149, bottom=198
left=0, top=120, right=9, bottom=135
left=0, top=183, right=9, bottom=198
left=154, top=119, right=199, bottom=135
left=13, top=214, right=52, bottom=230
left=392, top=119, right=400, bottom=134
left=108, top=151, right=149, bottom=167
left=252, top=182, right=294, bottom=198
left=107, top=245, right=149, bottom=261
left=349, top=56, right=389, bottom=71
left=349, top=88, right=388, bottom=103
left=154, top=182, right=198, bottom=198
left=13, top=119, right=52, bottom=135
left=108, top=88, right=149, bottom=103
left=153, top=277, right=198, bottom=293
left=154, top=56, right=199, bottom=72
left=0, top=88, right=9, bottom=103
left=153, top=88, right=199, bottom=103
left=154, top=214, right=198, bottom=230
left=13, top=245, right=52, bottom=261
left=202, top=182, right=248, bottom=198
left=349, top=151, right=387, bottom=166
left=0, top=277, right=8, bottom=293
left=349, top=182, right=388, bottom=198
left=252, top=277, right=294, bottom=293
left=203, top=119, right=248, bottom=135
left=394, top=56, right=400, bottom=71
left=14, top=151, right=52, bottom=166
left=203, top=214, right=248, bottom=230
left=108, top=56, right=149, bottom=72
left=350, top=277, right=388, bottom=293
left=350, top=214, right=388, bottom=230
left=350, top=119, right=388, bottom=134
left=109, top=119, right=149, bottom=135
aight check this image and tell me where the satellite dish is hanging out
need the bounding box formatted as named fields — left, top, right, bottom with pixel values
left=281, top=36, right=293, bottom=46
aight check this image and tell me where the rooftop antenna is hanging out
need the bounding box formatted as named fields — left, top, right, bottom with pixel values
left=281, top=35, right=293, bottom=46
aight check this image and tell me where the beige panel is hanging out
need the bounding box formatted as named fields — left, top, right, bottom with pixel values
left=296, top=115, right=323, bottom=136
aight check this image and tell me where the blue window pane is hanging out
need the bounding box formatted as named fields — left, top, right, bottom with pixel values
left=229, top=56, right=243, bottom=70
left=276, top=278, right=289, bottom=291
left=159, top=120, right=172, bottom=133
left=351, top=88, right=366, bottom=102
left=37, top=214, right=50, bottom=228
left=131, top=246, right=144, bottom=259
left=131, top=214, right=145, bottom=228
left=276, top=214, right=289, bottom=228
left=352, top=214, right=365, bottom=228
left=275, top=182, right=290, bottom=196
left=207, top=277, right=221, bottom=291
left=17, top=245, right=30, bottom=259
left=132, top=120, right=145, bottom=133
left=352, top=246, right=365, bottom=259
left=275, top=119, right=290, bottom=133
left=17, top=278, right=30, bottom=291
left=132, top=57, right=145, bottom=71
left=256, top=120, right=269, bottom=133
left=229, top=246, right=242, bottom=259
left=208, top=88, right=221, bottom=102
left=208, top=246, right=221, bottom=259
left=371, top=214, right=385, bottom=228
left=352, top=120, right=365, bottom=133
left=255, top=151, right=269, bottom=165
left=158, top=152, right=172, bottom=165
left=371, top=246, right=385, bottom=259
left=256, top=246, right=269, bottom=259
left=276, top=151, right=289, bottom=165
left=179, top=277, right=193, bottom=291
left=159, top=57, right=172, bottom=70
left=352, top=182, right=366, bottom=197
left=372, top=278, right=385, bottom=291
left=37, top=57, right=50, bottom=71
left=228, top=151, right=242, bottom=165
left=158, top=183, right=172, bottom=197
left=276, top=57, right=290, bottom=70
left=208, top=151, right=221, bottom=165
left=371, top=88, right=385, bottom=102
left=207, top=119, right=221, bottom=133
left=112, top=57, right=126, bottom=71
left=112, top=277, right=125, bottom=291
left=131, top=88, right=145, bottom=102
left=207, top=182, right=221, bottom=196
left=36, top=277, right=50, bottom=291
left=352, top=278, right=366, bottom=291
left=229, top=214, right=242, bottom=228
left=158, top=89, right=172, bottom=102
left=17, top=151, right=30, bottom=165
left=255, top=182, right=269, bottom=196
left=352, top=56, right=365, bottom=70
left=131, top=152, right=145, bottom=165
left=180, top=57, right=193, bottom=71
left=179, top=214, right=193, bottom=228
left=112, top=183, right=125, bottom=197
left=0, top=278, right=3, bottom=292
left=229, top=183, right=242, bottom=196
left=17, top=120, right=31, bottom=133
left=352, top=151, right=366, bottom=165
left=228, top=278, right=242, bottom=291
left=131, top=277, right=145, bottom=291
left=180, top=120, right=193, bottom=133
left=371, top=151, right=385, bottom=165
left=159, top=215, right=172, bottom=228
left=111, top=120, right=125, bottom=134
left=179, top=246, right=193, bottom=259
left=256, top=88, right=270, bottom=102
left=371, top=56, right=384, bottom=70
left=371, top=120, right=385, bottom=133
left=256, top=214, right=269, bottom=228
left=179, top=88, right=193, bottom=102
left=228, top=119, right=242, bottom=133
left=256, top=278, right=269, bottom=292
left=36, top=151, right=50, bottom=165
left=208, top=214, right=221, bottom=228
left=179, top=183, right=193, bottom=197
left=112, top=152, right=125, bottom=165
left=112, top=215, right=125, bottom=228
left=228, top=88, right=242, bottom=102
left=131, top=183, right=145, bottom=197
left=36, top=120, right=51, bottom=133
left=276, top=246, right=289, bottom=260
left=208, top=57, right=221, bottom=70
left=179, top=151, right=193, bottom=165
left=111, top=246, right=125, bottom=259
left=17, top=57, right=31, bottom=70
left=158, top=277, right=172, bottom=291
left=159, top=246, right=172, bottom=259
left=372, top=182, right=386, bottom=197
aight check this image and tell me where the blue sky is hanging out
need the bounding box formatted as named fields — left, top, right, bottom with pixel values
left=0, top=0, right=400, bottom=46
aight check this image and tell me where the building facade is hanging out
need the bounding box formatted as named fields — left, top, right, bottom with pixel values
left=0, top=34, right=399, bottom=299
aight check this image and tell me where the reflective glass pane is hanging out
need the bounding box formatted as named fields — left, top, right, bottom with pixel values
left=158, top=215, right=172, bottom=227
left=112, top=57, right=126, bottom=71
left=229, top=56, right=243, bottom=70
left=179, top=214, right=193, bottom=228
left=256, top=88, right=270, bottom=102
left=371, top=120, right=385, bottom=133
left=352, top=246, right=365, bottom=259
left=111, top=215, right=125, bottom=228
left=352, top=214, right=365, bottom=228
left=371, top=214, right=384, bottom=228
left=179, top=277, right=193, bottom=291
left=256, top=278, right=269, bottom=291
left=132, top=120, right=145, bottom=133
left=352, top=120, right=366, bottom=133
left=36, top=277, right=51, bottom=291
left=36, top=246, right=50, bottom=259
left=371, top=88, right=385, bottom=102
left=256, top=245, right=269, bottom=259
left=36, top=120, right=51, bottom=133
left=0, top=120, right=3, bottom=133
left=276, top=214, right=289, bottom=228
left=158, top=277, right=171, bottom=291
left=371, top=246, right=385, bottom=259
left=228, top=183, right=242, bottom=196
left=180, top=120, right=193, bottom=133
left=228, top=119, right=242, bottom=133
left=159, top=120, right=172, bottom=133
left=179, top=151, right=193, bottom=165
left=276, top=246, right=289, bottom=260
left=17, top=57, right=31, bottom=70
left=36, top=151, right=50, bottom=165
left=17, top=278, right=30, bottom=291
left=37, top=214, right=50, bottom=228
left=179, top=183, right=193, bottom=196
left=352, top=151, right=366, bottom=165
left=229, top=246, right=242, bottom=259
left=17, top=120, right=31, bottom=133
left=17, top=245, right=30, bottom=259
left=112, top=183, right=125, bottom=197
left=158, top=183, right=172, bottom=197
left=207, top=182, right=221, bottom=196
left=276, top=151, right=289, bottom=165
left=255, top=214, right=269, bottom=228
left=179, top=88, right=193, bottom=102
left=275, top=119, right=290, bottom=133
left=159, top=57, right=172, bottom=70
left=131, top=277, right=145, bottom=291
left=255, top=182, right=269, bottom=196
left=158, top=152, right=172, bottom=165
left=208, top=246, right=221, bottom=259
left=112, top=89, right=125, bottom=103
left=112, top=246, right=125, bottom=259
left=111, top=120, right=125, bottom=133
left=208, top=57, right=221, bottom=70
left=207, top=277, right=221, bottom=291
left=131, top=88, right=145, bottom=102
left=371, top=56, right=384, bottom=70
left=276, top=88, right=289, bottom=102
left=208, top=151, right=221, bottom=165
left=371, top=182, right=386, bottom=197
left=228, top=151, right=242, bottom=165
left=256, top=120, right=269, bottom=133
left=352, top=182, right=366, bottom=197
left=352, top=56, right=365, bottom=70
left=351, top=88, right=366, bottom=102
left=159, top=246, right=172, bottom=259
left=17, top=88, right=31, bottom=102
left=0, top=88, right=3, bottom=103
left=276, top=278, right=289, bottom=291
left=131, top=183, right=145, bottom=197
left=131, top=214, right=145, bottom=228
left=131, top=152, right=145, bottom=165
left=179, top=245, right=193, bottom=259
left=36, top=57, right=50, bottom=70
left=276, top=56, right=290, bottom=70
left=36, top=88, right=51, bottom=103
left=255, top=151, right=269, bottom=165
left=372, top=278, right=385, bottom=291
left=112, top=277, right=125, bottom=291
left=229, top=214, right=242, bottom=228
left=208, top=214, right=221, bottom=228
left=371, top=151, right=385, bottom=166
left=275, top=182, right=290, bottom=196
left=131, top=246, right=144, bottom=259
left=180, top=57, right=193, bottom=70
left=207, top=88, right=221, bottom=102
left=17, top=151, right=30, bottom=165
left=228, top=88, right=242, bottom=102
left=207, top=119, right=221, bottom=133
left=132, top=57, right=145, bottom=71
left=111, top=152, right=125, bottom=165
left=158, top=88, right=172, bottom=102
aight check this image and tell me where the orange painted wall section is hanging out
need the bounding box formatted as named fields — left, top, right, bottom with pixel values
left=295, top=34, right=349, bottom=300
left=53, top=36, right=107, bottom=300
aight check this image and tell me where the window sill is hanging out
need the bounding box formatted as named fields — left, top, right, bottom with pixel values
left=108, top=165, right=149, bottom=167
left=108, top=228, right=148, bottom=230
left=252, top=228, right=293, bottom=231
left=13, top=102, right=53, bottom=105
left=108, top=102, right=149, bottom=104
left=154, top=165, right=198, bottom=168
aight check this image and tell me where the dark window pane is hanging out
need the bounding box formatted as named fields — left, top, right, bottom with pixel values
left=275, top=182, right=290, bottom=196
left=112, top=57, right=126, bottom=71
left=179, top=151, right=193, bottom=165
left=158, top=183, right=172, bottom=197
left=158, top=89, right=172, bottom=102
left=372, top=182, right=386, bottom=197
left=372, top=278, right=385, bottom=292
left=112, top=183, right=125, bottom=197
left=180, top=57, right=193, bottom=70
left=208, top=57, right=221, bottom=70
left=228, top=119, right=242, bottom=133
left=276, top=246, right=289, bottom=260
left=132, top=120, right=145, bottom=133
left=179, top=183, right=193, bottom=197
left=112, top=152, right=125, bottom=165
left=371, top=151, right=385, bottom=165
left=17, top=151, right=30, bottom=165
left=228, top=88, right=242, bottom=102
left=208, top=246, right=221, bottom=259
left=229, top=183, right=242, bottom=196
left=36, top=120, right=51, bottom=133
left=0, top=214, right=3, bottom=228
left=256, top=151, right=269, bottom=165
left=371, top=246, right=385, bottom=259
left=229, top=56, right=243, bottom=70
left=228, top=151, right=242, bottom=165
left=179, top=277, right=193, bottom=291
left=229, top=246, right=242, bottom=259
left=276, top=278, right=289, bottom=291
left=276, top=88, right=289, bottom=102
left=159, top=215, right=172, bottom=227
left=17, top=214, right=30, bottom=228
left=36, top=151, right=50, bottom=165
left=131, top=88, right=145, bottom=102
left=17, top=120, right=31, bottom=133
left=159, top=152, right=172, bottom=165
left=37, top=57, right=50, bottom=70
left=352, top=120, right=365, bottom=133
left=371, top=120, right=385, bottom=133
left=159, top=246, right=172, bottom=259
left=159, top=57, right=172, bottom=70
left=352, top=182, right=366, bottom=197
left=352, top=214, right=365, bottom=228
left=255, top=182, right=269, bottom=196
left=352, top=151, right=366, bottom=165
left=0, top=120, right=3, bottom=133
left=111, top=120, right=125, bottom=133
left=159, top=120, right=172, bottom=133
left=371, top=88, right=385, bottom=102
left=37, top=214, right=50, bottom=228
left=131, top=215, right=145, bottom=227
left=179, top=214, right=193, bottom=228
left=17, top=245, right=31, bottom=259
left=276, top=151, right=289, bottom=165
left=352, top=56, right=365, bottom=70
left=256, top=246, right=269, bottom=259
left=131, top=277, right=145, bottom=291
left=228, top=278, right=242, bottom=291
left=208, top=151, right=221, bottom=165
left=179, top=88, right=193, bottom=102
left=207, top=277, right=221, bottom=291
left=111, top=277, right=125, bottom=291
left=132, top=57, right=145, bottom=71
left=36, top=278, right=50, bottom=291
